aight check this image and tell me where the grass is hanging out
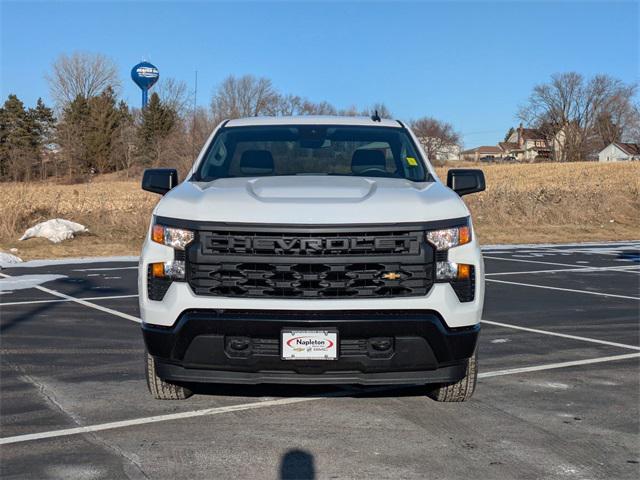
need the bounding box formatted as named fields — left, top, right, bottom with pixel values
left=1, top=162, right=638, bottom=260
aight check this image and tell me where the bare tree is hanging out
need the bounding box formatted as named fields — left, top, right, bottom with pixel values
left=360, top=103, right=393, bottom=118
left=519, top=72, right=638, bottom=161
left=276, top=94, right=305, bottom=116
left=410, top=117, right=460, bottom=163
left=46, top=52, right=120, bottom=109
left=623, top=102, right=640, bottom=143
left=210, top=75, right=279, bottom=123
left=275, top=95, right=339, bottom=116
left=156, top=77, right=191, bottom=116
left=338, top=105, right=360, bottom=117
left=303, top=100, right=337, bottom=115
left=185, top=106, right=215, bottom=159
left=209, top=74, right=394, bottom=123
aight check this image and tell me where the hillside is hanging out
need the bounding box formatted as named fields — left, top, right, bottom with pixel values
left=1, top=162, right=638, bottom=260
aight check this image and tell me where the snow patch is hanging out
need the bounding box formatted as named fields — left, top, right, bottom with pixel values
left=0, top=274, right=66, bottom=291
left=0, top=252, right=23, bottom=267
left=19, top=219, right=88, bottom=243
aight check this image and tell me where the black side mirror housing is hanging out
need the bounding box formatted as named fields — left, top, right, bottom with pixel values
left=447, top=169, right=486, bottom=196
left=142, top=168, right=178, bottom=195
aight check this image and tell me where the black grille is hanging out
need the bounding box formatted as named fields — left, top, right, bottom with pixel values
left=189, top=262, right=431, bottom=298
left=187, top=227, right=434, bottom=299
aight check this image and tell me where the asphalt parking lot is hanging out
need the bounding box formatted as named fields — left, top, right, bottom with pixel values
left=1, top=242, right=639, bottom=480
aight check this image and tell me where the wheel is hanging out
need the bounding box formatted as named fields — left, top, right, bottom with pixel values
left=427, top=351, right=477, bottom=402
left=145, top=352, right=193, bottom=400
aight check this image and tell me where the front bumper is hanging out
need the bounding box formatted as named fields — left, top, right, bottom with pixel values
left=142, top=309, right=480, bottom=385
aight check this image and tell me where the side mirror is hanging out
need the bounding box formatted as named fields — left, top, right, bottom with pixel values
left=447, top=169, right=486, bottom=196
left=142, top=168, right=178, bottom=195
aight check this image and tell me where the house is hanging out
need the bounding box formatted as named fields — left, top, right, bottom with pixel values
left=598, top=142, right=640, bottom=162
left=462, top=123, right=568, bottom=162
left=417, top=137, right=462, bottom=162
left=433, top=143, right=461, bottom=162
left=460, top=146, right=503, bottom=161
left=503, top=124, right=552, bottom=161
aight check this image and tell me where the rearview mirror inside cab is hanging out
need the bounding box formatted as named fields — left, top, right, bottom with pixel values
left=447, top=169, right=486, bottom=196
left=142, top=168, right=178, bottom=195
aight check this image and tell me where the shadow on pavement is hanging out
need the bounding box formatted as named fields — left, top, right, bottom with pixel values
left=279, top=449, right=316, bottom=480
left=189, top=381, right=429, bottom=400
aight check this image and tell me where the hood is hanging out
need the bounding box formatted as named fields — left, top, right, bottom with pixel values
left=154, top=176, right=470, bottom=224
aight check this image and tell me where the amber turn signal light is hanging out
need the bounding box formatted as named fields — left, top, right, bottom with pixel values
left=457, top=263, right=471, bottom=281
left=152, top=225, right=164, bottom=244
left=459, top=226, right=471, bottom=246
left=151, top=262, right=165, bottom=278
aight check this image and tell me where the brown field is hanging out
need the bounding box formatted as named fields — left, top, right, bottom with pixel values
left=1, top=162, right=638, bottom=260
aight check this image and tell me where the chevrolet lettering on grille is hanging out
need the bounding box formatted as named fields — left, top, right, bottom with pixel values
left=205, top=234, right=420, bottom=255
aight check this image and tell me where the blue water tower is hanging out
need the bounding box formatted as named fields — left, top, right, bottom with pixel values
left=131, top=61, right=159, bottom=108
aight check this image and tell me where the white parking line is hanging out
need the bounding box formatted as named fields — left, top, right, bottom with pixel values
left=2, top=352, right=638, bottom=446
left=478, top=353, right=640, bottom=378
left=1, top=294, right=139, bottom=307
left=72, top=267, right=138, bottom=272
left=0, top=391, right=351, bottom=446
left=481, top=241, right=640, bottom=251
left=481, top=319, right=640, bottom=351
left=485, top=278, right=640, bottom=300
left=485, top=266, right=640, bottom=276
left=484, top=255, right=629, bottom=270
left=0, top=273, right=140, bottom=323
left=536, top=247, right=636, bottom=257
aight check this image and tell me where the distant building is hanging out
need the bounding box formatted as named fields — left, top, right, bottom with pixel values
left=502, top=124, right=552, bottom=161
left=435, top=143, right=461, bottom=162
left=463, top=123, right=568, bottom=162
left=417, top=137, right=461, bottom=162
left=460, top=145, right=502, bottom=161
left=598, top=142, right=640, bottom=162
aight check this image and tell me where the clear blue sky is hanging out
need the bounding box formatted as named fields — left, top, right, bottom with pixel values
left=1, top=0, right=638, bottom=147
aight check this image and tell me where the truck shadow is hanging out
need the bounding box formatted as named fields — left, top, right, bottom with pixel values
left=189, top=382, right=428, bottom=399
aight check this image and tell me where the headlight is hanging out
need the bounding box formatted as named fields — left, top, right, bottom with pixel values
left=151, top=224, right=194, bottom=250
left=151, top=260, right=186, bottom=280
left=426, top=225, right=471, bottom=251
left=436, top=261, right=471, bottom=281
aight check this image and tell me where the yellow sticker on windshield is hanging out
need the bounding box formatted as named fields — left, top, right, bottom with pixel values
left=406, top=157, right=418, bottom=167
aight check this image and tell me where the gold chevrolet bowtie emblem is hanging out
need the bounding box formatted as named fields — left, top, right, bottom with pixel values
left=382, top=272, right=401, bottom=280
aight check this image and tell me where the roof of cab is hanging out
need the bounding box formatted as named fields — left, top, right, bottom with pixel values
left=224, top=115, right=402, bottom=128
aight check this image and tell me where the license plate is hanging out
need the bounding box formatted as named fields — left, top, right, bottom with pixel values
left=281, top=329, right=338, bottom=360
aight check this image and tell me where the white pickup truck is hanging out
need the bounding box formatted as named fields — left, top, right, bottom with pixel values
left=139, top=116, right=486, bottom=401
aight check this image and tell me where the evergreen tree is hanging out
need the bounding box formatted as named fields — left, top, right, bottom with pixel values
left=0, top=95, right=39, bottom=180
left=29, top=98, right=56, bottom=146
left=85, top=86, right=127, bottom=173
left=27, top=98, right=56, bottom=178
left=56, top=94, right=91, bottom=176
left=56, top=87, right=129, bottom=175
left=137, top=92, right=176, bottom=166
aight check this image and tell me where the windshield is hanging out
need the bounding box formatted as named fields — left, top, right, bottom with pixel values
left=194, top=125, right=429, bottom=182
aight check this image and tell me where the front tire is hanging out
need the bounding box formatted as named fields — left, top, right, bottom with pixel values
left=428, top=351, right=477, bottom=402
left=145, top=352, right=193, bottom=400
